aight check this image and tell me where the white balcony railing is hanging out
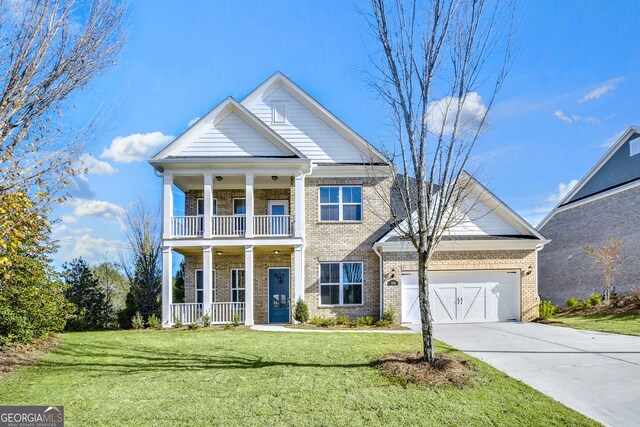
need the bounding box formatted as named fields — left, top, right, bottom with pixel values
left=210, top=302, right=245, bottom=324
left=170, top=214, right=293, bottom=238
left=170, top=303, right=203, bottom=324
left=171, top=216, right=203, bottom=237
left=254, top=215, right=292, bottom=236
left=212, top=215, right=245, bottom=237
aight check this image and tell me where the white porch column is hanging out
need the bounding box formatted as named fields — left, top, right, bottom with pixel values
left=162, top=246, right=173, bottom=326
left=244, top=244, right=254, bottom=325
left=203, top=174, right=213, bottom=238
left=162, top=174, right=174, bottom=239
left=245, top=173, right=254, bottom=238
left=294, top=172, right=305, bottom=238
left=202, top=246, right=213, bottom=315
left=294, top=244, right=304, bottom=302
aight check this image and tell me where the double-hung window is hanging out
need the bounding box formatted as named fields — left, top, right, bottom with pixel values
left=231, top=269, right=245, bottom=303
left=319, top=262, right=363, bottom=306
left=319, top=186, right=362, bottom=221
left=195, top=269, right=216, bottom=303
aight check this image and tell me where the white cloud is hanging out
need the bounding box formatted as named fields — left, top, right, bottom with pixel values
left=553, top=110, right=599, bottom=125
left=599, top=130, right=625, bottom=148
left=79, top=153, right=118, bottom=175
left=101, top=131, right=174, bottom=163
left=52, top=225, right=129, bottom=265
left=519, top=179, right=580, bottom=227
left=580, top=77, right=623, bottom=102
left=426, top=92, right=487, bottom=136
left=547, top=179, right=579, bottom=204
left=71, top=198, right=126, bottom=219
left=60, top=215, right=78, bottom=224
left=187, top=117, right=200, bottom=127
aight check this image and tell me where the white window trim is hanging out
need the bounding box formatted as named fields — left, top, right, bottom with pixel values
left=196, top=197, right=217, bottom=215
left=233, top=197, right=246, bottom=216
left=231, top=268, right=246, bottom=303
left=194, top=268, right=217, bottom=303
left=272, top=101, right=287, bottom=124
left=318, top=186, right=363, bottom=222
left=630, top=139, right=640, bottom=156
left=318, top=261, right=364, bottom=307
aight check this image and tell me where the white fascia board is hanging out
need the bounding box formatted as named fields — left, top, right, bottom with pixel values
left=539, top=126, right=640, bottom=228
left=164, top=237, right=304, bottom=247
left=152, top=160, right=313, bottom=178
left=539, top=178, right=640, bottom=228
left=375, top=239, right=549, bottom=253
left=309, top=164, right=392, bottom=178
left=241, top=72, right=389, bottom=164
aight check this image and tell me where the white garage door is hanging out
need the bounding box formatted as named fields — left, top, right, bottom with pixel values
left=401, top=271, right=520, bottom=324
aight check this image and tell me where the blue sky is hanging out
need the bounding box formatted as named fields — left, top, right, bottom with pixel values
left=52, top=0, right=640, bottom=266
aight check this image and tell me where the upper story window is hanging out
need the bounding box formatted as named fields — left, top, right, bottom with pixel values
left=630, top=139, right=640, bottom=156
left=196, top=198, right=217, bottom=215
left=272, top=102, right=287, bottom=124
left=319, top=186, right=362, bottom=221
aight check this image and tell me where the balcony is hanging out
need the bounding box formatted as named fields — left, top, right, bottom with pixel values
left=170, top=214, right=293, bottom=238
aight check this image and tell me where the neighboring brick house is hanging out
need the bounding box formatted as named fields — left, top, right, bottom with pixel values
left=539, top=126, right=640, bottom=306
left=149, top=72, right=547, bottom=326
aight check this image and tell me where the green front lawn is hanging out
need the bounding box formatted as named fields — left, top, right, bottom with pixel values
left=0, top=329, right=597, bottom=426
left=551, top=314, right=640, bottom=337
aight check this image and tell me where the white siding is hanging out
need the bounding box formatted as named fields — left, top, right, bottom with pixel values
left=172, top=112, right=289, bottom=157
left=446, top=199, right=520, bottom=236
left=243, top=87, right=367, bottom=163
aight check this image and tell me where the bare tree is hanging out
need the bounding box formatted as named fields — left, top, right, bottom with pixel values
left=584, top=238, right=624, bottom=302
left=121, top=201, right=162, bottom=323
left=367, top=0, right=515, bottom=363
left=0, top=0, right=125, bottom=203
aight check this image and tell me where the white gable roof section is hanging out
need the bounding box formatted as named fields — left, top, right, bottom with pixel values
left=241, top=72, right=388, bottom=165
left=376, top=175, right=547, bottom=252
left=153, top=97, right=305, bottom=160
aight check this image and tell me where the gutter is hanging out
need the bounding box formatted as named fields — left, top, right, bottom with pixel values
left=373, top=244, right=383, bottom=319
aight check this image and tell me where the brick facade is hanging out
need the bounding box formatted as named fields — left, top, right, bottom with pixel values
left=539, top=184, right=640, bottom=306
left=179, top=176, right=541, bottom=324
left=302, top=176, right=392, bottom=319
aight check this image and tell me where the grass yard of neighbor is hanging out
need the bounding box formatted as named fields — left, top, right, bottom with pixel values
left=0, top=329, right=599, bottom=426
left=550, top=314, right=640, bottom=337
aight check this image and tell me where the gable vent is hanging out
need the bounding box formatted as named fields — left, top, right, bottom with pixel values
left=630, top=138, right=640, bottom=156
left=272, top=102, right=287, bottom=124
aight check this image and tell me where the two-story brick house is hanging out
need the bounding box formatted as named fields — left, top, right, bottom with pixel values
left=150, top=73, right=547, bottom=326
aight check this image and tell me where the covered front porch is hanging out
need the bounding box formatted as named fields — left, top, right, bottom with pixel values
left=162, top=243, right=304, bottom=326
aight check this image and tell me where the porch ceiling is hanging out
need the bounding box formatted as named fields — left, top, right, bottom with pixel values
left=173, top=245, right=294, bottom=257
left=174, top=175, right=291, bottom=192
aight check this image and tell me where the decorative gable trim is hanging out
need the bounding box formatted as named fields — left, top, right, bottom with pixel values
left=152, top=97, right=307, bottom=160
left=538, top=125, right=640, bottom=228
left=241, top=72, right=389, bottom=165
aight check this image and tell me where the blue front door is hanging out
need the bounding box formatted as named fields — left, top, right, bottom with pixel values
left=269, top=268, right=290, bottom=323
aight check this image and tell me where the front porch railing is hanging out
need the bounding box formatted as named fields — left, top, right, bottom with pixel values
left=169, top=302, right=246, bottom=325
left=210, top=302, right=245, bottom=324
left=170, top=303, right=203, bottom=324
left=254, top=215, right=292, bottom=236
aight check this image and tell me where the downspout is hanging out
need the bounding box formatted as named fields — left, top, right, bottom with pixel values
left=373, top=244, right=383, bottom=319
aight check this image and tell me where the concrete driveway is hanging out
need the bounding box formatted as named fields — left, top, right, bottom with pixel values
left=428, top=322, right=640, bottom=427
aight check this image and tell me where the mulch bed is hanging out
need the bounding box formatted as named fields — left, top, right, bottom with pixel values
left=287, top=324, right=409, bottom=331
left=555, top=292, right=640, bottom=318
left=0, top=335, right=62, bottom=381
left=375, top=351, right=473, bottom=386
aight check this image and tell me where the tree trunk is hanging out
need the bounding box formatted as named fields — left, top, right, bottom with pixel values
left=418, top=251, right=435, bottom=363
